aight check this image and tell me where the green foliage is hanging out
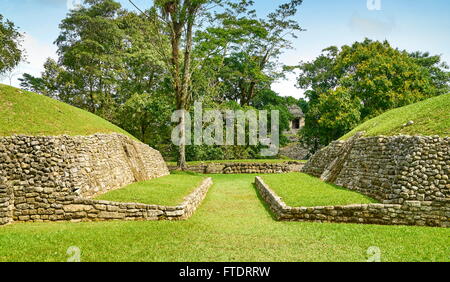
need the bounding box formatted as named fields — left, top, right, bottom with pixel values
left=262, top=173, right=378, bottom=207
left=341, top=93, right=450, bottom=139
left=55, top=0, right=126, bottom=116
left=0, top=174, right=448, bottom=262
left=22, top=0, right=167, bottom=120
left=298, top=39, right=450, bottom=148
left=252, top=89, right=293, bottom=134
left=19, top=0, right=169, bottom=146
left=166, top=159, right=301, bottom=166
left=0, top=84, right=135, bottom=138
left=184, top=102, right=266, bottom=162
left=95, top=172, right=205, bottom=206
left=186, top=145, right=226, bottom=161
left=117, top=92, right=173, bottom=147
left=305, top=87, right=362, bottom=146
left=19, top=59, right=66, bottom=98
left=18, top=74, right=46, bottom=93
left=17, top=0, right=305, bottom=163
left=0, top=14, right=23, bottom=75
left=196, top=0, right=304, bottom=106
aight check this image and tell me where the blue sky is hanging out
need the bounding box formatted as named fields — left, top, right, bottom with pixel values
left=1, top=0, right=449, bottom=98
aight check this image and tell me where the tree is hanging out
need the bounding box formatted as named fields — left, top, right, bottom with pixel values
left=118, top=92, right=173, bottom=147
left=298, top=39, right=450, bottom=148
left=19, top=73, right=46, bottom=92
left=409, top=51, right=450, bottom=96
left=251, top=88, right=293, bottom=134
left=20, top=0, right=170, bottom=139
left=21, top=0, right=305, bottom=164
left=52, top=0, right=168, bottom=121
left=2, top=68, right=21, bottom=86
left=55, top=0, right=127, bottom=118
left=150, top=0, right=211, bottom=169
left=19, top=58, right=69, bottom=99
left=198, top=0, right=303, bottom=106
left=0, top=14, right=23, bottom=76
left=149, top=0, right=303, bottom=168
left=235, top=0, right=303, bottom=106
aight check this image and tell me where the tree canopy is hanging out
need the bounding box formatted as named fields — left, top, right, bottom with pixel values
left=19, top=0, right=304, bottom=163
left=16, top=1, right=450, bottom=161
left=297, top=39, right=450, bottom=148
left=0, top=14, right=23, bottom=75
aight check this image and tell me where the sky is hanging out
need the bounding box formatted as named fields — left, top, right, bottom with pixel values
left=1, top=0, right=449, bottom=98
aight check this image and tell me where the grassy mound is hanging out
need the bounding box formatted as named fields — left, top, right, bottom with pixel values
left=0, top=84, right=134, bottom=138
left=95, top=172, right=205, bottom=206
left=341, top=93, right=450, bottom=140
left=262, top=173, right=378, bottom=207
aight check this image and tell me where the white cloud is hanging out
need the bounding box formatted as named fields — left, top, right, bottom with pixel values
left=0, top=33, right=58, bottom=87
left=271, top=50, right=317, bottom=99
left=272, top=70, right=305, bottom=99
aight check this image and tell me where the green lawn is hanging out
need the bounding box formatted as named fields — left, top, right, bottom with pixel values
left=166, top=159, right=305, bottom=166
left=0, top=174, right=448, bottom=262
left=341, top=93, right=450, bottom=140
left=95, top=172, right=205, bottom=206
left=262, top=173, right=378, bottom=207
left=0, top=84, right=135, bottom=138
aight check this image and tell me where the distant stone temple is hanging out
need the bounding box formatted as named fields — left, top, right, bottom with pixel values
left=285, top=105, right=304, bottom=135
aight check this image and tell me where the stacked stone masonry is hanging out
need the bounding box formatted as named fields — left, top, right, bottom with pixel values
left=255, top=177, right=449, bottom=227
left=303, top=135, right=449, bottom=204
left=0, top=177, right=13, bottom=225
left=168, top=161, right=305, bottom=174
left=0, top=133, right=175, bottom=225
left=295, top=135, right=449, bottom=227
left=57, top=177, right=212, bottom=222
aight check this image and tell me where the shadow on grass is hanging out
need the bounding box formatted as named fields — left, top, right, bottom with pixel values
left=325, top=182, right=380, bottom=204
left=251, top=182, right=279, bottom=221
left=170, top=170, right=203, bottom=176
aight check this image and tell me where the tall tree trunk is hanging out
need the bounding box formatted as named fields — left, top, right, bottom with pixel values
left=165, top=0, right=200, bottom=170
left=177, top=5, right=196, bottom=170
left=177, top=99, right=187, bottom=170
left=240, top=49, right=270, bottom=106
left=169, top=16, right=187, bottom=170
left=240, top=80, right=256, bottom=106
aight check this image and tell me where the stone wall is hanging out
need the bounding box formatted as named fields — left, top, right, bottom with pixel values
left=37, top=177, right=212, bottom=223
left=279, top=142, right=311, bottom=160
left=301, top=141, right=345, bottom=178
left=168, top=161, right=305, bottom=174
left=255, top=177, right=449, bottom=227
left=0, top=177, right=13, bottom=225
left=302, top=135, right=449, bottom=204
left=0, top=133, right=170, bottom=225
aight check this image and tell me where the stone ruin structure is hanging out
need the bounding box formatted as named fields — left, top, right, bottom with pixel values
left=167, top=161, right=305, bottom=174
left=296, top=134, right=449, bottom=227
left=279, top=105, right=312, bottom=160
left=284, top=105, right=305, bottom=136
left=0, top=133, right=174, bottom=225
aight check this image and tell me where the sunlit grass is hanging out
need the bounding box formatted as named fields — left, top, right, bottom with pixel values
left=95, top=172, right=205, bottom=206
left=0, top=174, right=447, bottom=262
left=262, top=173, right=378, bottom=207
left=341, top=93, right=450, bottom=139
left=0, top=84, right=135, bottom=139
